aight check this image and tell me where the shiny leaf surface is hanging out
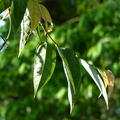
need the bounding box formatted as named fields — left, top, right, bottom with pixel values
left=57, top=47, right=81, bottom=112
left=18, top=9, right=31, bottom=57
left=34, top=42, right=56, bottom=97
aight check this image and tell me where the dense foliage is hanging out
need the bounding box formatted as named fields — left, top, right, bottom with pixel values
left=0, top=0, right=120, bottom=119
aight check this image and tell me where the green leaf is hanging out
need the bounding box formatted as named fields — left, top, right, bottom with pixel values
left=18, top=9, right=31, bottom=57
left=39, top=4, right=53, bottom=32
left=0, top=0, right=12, bottom=13
left=32, top=25, right=41, bottom=41
left=79, top=59, right=108, bottom=109
left=57, top=47, right=81, bottom=112
left=27, top=0, right=41, bottom=32
left=33, top=42, right=56, bottom=97
left=11, top=0, right=28, bottom=31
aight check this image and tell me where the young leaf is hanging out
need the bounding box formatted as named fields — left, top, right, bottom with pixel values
left=18, top=9, right=31, bottom=57
left=33, top=42, right=56, bottom=97
left=80, top=59, right=108, bottom=109
left=39, top=4, right=53, bottom=32
left=27, top=0, right=41, bottom=32
left=97, top=69, right=115, bottom=98
left=11, top=0, right=28, bottom=31
left=57, top=47, right=81, bottom=112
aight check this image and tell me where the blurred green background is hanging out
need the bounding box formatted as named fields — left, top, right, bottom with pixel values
left=0, top=0, right=120, bottom=119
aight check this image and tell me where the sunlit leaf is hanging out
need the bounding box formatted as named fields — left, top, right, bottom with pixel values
left=97, top=69, right=108, bottom=98
left=33, top=42, right=56, bottom=97
left=27, top=0, right=41, bottom=32
left=18, top=9, right=31, bottom=57
left=80, top=59, right=108, bottom=109
left=97, top=69, right=115, bottom=98
left=11, top=0, right=28, bottom=31
left=57, top=47, right=81, bottom=112
left=39, top=4, right=53, bottom=32
left=97, top=69, right=108, bottom=87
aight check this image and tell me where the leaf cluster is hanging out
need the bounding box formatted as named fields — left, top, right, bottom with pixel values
left=0, top=0, right=115, bottom=112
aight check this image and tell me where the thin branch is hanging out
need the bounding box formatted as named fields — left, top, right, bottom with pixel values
left=0, top=35, right=7, bottom=44
left=6, top=8, right=12, bottom=40
left=39, top=22, right=59, bottom=47
left=0, top=35, right=8, bottom=50
left=0, top=8, right=12, bottom=51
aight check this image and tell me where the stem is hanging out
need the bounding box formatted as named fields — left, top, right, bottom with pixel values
left=6, top=8, right=12, bottom=40
left=0, top=8, right=11, bottom=51
left=0, top=35, right=8, bottom=50
left=39, top=22, right=59, bottom=47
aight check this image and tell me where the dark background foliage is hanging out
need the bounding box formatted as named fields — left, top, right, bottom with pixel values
left=0, top=0, right=120, bottom=119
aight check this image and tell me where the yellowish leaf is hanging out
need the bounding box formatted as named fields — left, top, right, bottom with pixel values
left=97, top=69, right=115, bottom=98
left=80, top=59, right=108, bottom=109
left=27, top=0, right=41, bottom=32
left=39, top=4, right=53, bottom=32
left=97, top=69, right=108, bottom=87
left=106, top=70, right=115, bottom=97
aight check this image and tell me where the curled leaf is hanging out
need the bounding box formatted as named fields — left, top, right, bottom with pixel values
left=106, top=70, right=115, bottom=97
left=80, top=59, right=108, bottom=109
left=98, top=69, right=115, bottom=98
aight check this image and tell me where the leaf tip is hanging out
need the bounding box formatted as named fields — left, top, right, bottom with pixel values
left=18, top=52, right=21, bottom=57
left=33, top=94, right=36, bottom=99
left=107, top=104, right=109, bottom=110
left=33, top=91, right=37, bottom=98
